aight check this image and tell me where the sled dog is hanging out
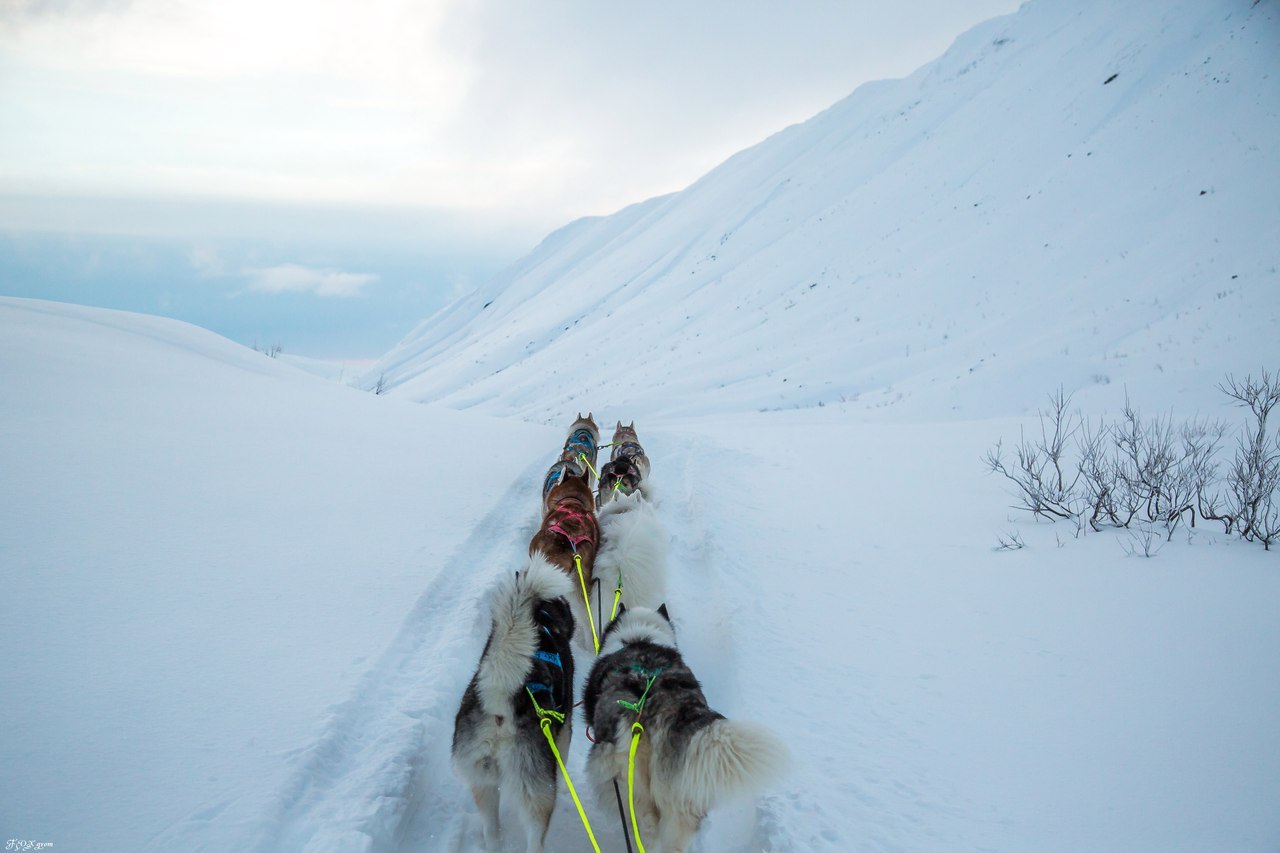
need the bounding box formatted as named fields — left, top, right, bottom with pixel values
left=452, top=555, right=577, bottom=852
left=597, top=421, right=652, bottom=506
left=529, top=468, right=600, bottom=650
left=595, top=489, right=668, bottom=614
left=543, top=412, right=601, bottom=505
left=583, top=605, right=788, bottom=853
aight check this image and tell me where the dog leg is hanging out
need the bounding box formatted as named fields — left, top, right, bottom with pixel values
left=628, top=743, right=662, bottom=850
left=515, top=776, right=556, bottom=853
left=470, top=782, right=502, bottom=851
left=655, top=808, right=702, bottom=853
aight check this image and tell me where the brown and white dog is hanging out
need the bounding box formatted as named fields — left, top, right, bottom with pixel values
left=533, top=415, right=603, bottom=651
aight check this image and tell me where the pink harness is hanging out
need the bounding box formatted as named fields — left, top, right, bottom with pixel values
left=546, top=498, right=597, bottom=553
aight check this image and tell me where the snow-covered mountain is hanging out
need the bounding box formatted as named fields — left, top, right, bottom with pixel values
left=5, top=2, right=1279, bottom=852
left=366, top=0, right=1278, bottom=422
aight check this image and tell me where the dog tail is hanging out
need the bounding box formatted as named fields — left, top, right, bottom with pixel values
left=668, top=719, right=789, bottom=813
left=596, top=492, right=668, bottom=611
left=476, top=553, right=575, bottom=715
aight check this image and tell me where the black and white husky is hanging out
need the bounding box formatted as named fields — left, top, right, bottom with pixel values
left=583, top=605, right=788, bottom=853
left=452, top=554, right=577, bottom=852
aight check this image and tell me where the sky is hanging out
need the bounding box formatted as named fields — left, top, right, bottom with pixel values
left=0, top=0, right=1022, bottom=358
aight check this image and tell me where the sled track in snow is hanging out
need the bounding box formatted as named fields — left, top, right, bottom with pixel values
left=649, top=429, right=788, bottom=852
left=243, top=429, right=791, bottom=852
left=249, top=459, right=548, bottom=853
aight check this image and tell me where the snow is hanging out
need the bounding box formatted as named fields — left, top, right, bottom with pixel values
left=4, top=0, right=1280, bottom=851
left=364, top=0, right=1278, bottom=423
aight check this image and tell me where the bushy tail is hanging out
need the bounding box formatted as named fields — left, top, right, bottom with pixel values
left=476, top=553, right=574, bottom=714
left=596, top=491, right=668, bottom=611
left=667, top=719, right=789, bottom=813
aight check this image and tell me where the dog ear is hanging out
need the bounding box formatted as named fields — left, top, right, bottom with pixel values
left=657, top=603, right=671, bottom=622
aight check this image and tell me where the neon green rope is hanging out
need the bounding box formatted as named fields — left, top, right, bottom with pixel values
left=617, top=668, right=661, bottom=852
left=578, top=451, right=600, bottom=480
left=628, top=722, right=646, bottom=853
left=524, top=686, right=565, bottom=724
left=609, top=568, right=624, bottom=622
left=575, top=553, right=600, bottom=654
left=528, top=690, right=601, bottom=853
left=616, top=669, right=660, bottom=715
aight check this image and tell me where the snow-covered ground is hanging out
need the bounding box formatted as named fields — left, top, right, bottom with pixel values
left=3, top=295, right=1278, bottom=852
left=4, top=0, right=1279, bottom=850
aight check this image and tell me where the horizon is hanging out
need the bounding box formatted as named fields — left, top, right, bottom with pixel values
left=0, top=0, right=1022, bottom=359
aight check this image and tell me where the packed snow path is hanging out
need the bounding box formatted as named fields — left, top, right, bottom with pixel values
left=209, top=430, right=799, bottom=853
left=171, top=422, right=1280, bottom=853
left=6, top=297, right=1277, bottom=851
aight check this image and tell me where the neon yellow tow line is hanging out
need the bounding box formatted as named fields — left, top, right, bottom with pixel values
left=527, top=688, right=601, bottom=853
left=574, top=553, right=600, bottom=654
left=628, top=721, right=647, bottom=853
left=610, top=569, right=625, bottom=622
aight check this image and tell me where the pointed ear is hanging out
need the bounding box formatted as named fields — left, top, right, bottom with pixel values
left=629, top=421, right=635, bottom=429
left=657, top=603, right=670, bottom=622
left=616, top=602, right=627, bottom=617
left=616, top=420, right=623, bottom=430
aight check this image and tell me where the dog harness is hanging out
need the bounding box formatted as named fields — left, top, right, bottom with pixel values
left=546, top=497, right=598, bottom=552
left=545, top=496, right=601, bottom=652
left=562, top=427, right=598, bottom=465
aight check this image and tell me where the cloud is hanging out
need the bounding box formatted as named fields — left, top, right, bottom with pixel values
left=0, top=0, right=1022, bottom=225
left=188, top=244, right=225, bottom=277
left=242, top=263, right=377, bottom=298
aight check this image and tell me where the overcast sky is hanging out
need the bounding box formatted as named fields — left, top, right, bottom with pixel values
left=0, top=0, right=1023, bottom=357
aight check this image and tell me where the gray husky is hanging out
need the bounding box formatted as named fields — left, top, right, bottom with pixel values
left=452, top=554, right=577, bottom=852
left=583, top=605, right=788, bottom=853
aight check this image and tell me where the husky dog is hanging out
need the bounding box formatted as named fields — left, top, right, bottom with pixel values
left=529, top=469, right=600, bottom=650
left=597, top=421, right=652, bottom=507
left=595, top=489, right=668, bottom=615
left=583, top=605, right=788, bottom=853
left=543, top=412, right=601, bottom=503
left=452, top=555, right=577, bottom=852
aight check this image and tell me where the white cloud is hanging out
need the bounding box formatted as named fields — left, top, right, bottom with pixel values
left=0, top=0, right=1022, bottom=226
left=242, top=263, right=377, bottom=298
left=188, top=244, right=226, bottom=277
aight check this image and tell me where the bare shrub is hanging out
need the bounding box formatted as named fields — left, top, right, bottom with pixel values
left=984, top=388, right=1081, bottom=521
left=987, top=372, right=1275, bottom=552
left=1220, top=371, right=1280, bottom=549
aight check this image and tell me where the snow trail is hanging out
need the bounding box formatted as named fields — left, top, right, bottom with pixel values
left=245, top=458, right=549, bottom=852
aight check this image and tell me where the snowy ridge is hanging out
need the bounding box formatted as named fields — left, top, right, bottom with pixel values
left=365, top=0, right=1279, bottom=422
left=5, top=1, right=1280, bottom=851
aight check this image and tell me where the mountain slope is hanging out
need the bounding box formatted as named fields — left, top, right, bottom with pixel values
left=366, top=0, right=1278, bottom=421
